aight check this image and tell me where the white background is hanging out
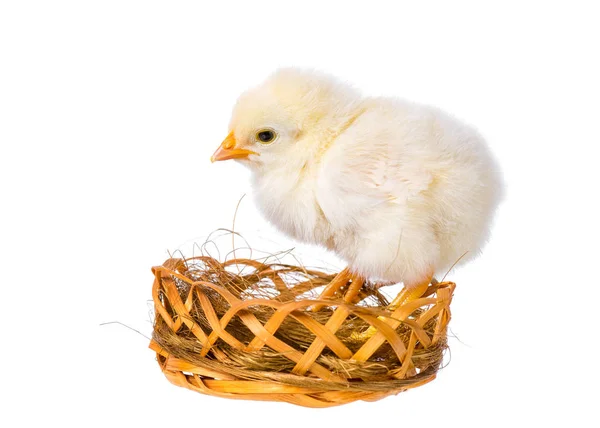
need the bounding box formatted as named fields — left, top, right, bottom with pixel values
left=1, top=1, right=599, bottom=427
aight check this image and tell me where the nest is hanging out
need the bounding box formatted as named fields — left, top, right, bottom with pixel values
left=150, top=256, right=455, bottom=408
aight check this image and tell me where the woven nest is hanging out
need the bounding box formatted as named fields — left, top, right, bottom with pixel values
left=150, top=256, right=455, bottom=408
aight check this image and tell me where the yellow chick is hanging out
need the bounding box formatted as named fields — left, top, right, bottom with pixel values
left=212, top=68, right=502, bottom=306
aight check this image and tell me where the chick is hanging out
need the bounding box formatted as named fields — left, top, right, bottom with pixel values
left=212, top=68, right=502, bottom=308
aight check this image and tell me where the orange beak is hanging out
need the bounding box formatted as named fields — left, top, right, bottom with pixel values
left=211, top=132, right=258, bottom=162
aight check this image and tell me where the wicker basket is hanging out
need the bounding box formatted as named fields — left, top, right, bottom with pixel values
left=149, top=256, right=455, bottom=408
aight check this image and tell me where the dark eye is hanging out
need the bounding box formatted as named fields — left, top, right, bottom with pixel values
left=256, top=129, right=276, bottom=143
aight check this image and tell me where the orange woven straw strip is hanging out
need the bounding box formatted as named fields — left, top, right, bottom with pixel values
left=150, top=257, right=455, bottom=407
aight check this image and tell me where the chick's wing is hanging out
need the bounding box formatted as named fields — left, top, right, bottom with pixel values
left=316, top=121, right=433, bottom=230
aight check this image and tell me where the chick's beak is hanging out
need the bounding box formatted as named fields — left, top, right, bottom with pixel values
left=211, top=132, right=257, bottom=162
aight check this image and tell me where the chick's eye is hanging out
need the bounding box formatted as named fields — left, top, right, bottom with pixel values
left=256, top=130, right=276, bottom=143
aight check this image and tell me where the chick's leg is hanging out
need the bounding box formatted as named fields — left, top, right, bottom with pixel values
left=311, top=267, right=351, bottom=311
left=387, top=275, right=432, bottom=310
left=343, top=273, right=365, bottom=303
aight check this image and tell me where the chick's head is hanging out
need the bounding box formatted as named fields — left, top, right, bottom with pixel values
left=211, top=68, right=360, bottom=171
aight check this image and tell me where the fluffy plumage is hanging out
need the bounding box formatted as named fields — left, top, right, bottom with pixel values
left=212, top=68, right=503, bottom=287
